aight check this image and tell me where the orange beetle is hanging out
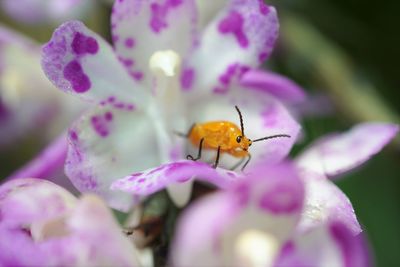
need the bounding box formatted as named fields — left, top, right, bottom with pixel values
left=179, top=106, right=291, bottom=170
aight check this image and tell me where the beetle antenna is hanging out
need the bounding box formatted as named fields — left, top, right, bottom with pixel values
left=235, top=106, right=245, bottom=136
left=252, top=134, right=291, bottom=142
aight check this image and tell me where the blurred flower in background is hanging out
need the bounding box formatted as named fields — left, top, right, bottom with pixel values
left=1, top=0, right=94, bottom=24
left=0, top=26, right=83, bottom=148
left=0, top=178, right=149, bottom=266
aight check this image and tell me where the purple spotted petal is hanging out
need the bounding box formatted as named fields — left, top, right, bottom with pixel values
left=184, top=88, right=300, bottom=170
left=1, top=0, right=92, bottom=24
left=0, top=26, right=83, bottom=147
left=239, top=69, right=306, bottom=103
left=182, top=0, right=278, bottom=92
left=111, top=0, right=197, bottom=85
left=275, top=221, right=370, bottom=267
left=297, top=170, right=362, bottom=235
left=42, top=20, right=149, bottom=105
left=171, top=162, right=304, bottom=266
left=65, top=105, right=161, bottom=211
left=297, top=122, right=399, bottom=179
left=111, top=160, right=241, bottom=197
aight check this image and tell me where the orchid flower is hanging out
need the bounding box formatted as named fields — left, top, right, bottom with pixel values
left=0, top=178, right=145, bottom=266
left=171, top=162, right=370, bottom=267
left=0, top=26, right=84, bottom=149
left=42, top=0, right=303, bottom=211
left=113, top=122, right=398, bottom=236
left=295, top=122, right=398, bottom=235
left=0, top=0, right=94, bottom=24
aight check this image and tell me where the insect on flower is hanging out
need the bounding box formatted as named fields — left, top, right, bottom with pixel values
left=178, top=106, right=291, bottom=171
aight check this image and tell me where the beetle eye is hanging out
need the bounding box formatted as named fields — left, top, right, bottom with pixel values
left=236, top=136, right=242, bottom=143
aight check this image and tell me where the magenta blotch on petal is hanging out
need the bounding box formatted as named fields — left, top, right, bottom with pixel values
left=218, top=11, right=248, bottom=48
left=63, top=60, right=91, bottom=93
left=71, top=32, right=99, bottom=55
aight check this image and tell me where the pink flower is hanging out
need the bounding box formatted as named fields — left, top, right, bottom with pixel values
left=0, top=178, right=143, bottom=266
left=41, top=0, right=303, bottom=211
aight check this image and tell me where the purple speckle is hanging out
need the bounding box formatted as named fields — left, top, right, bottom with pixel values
left=124, top=37, right=135, bottom=48
left=69, top=130, right=79, bottom=141
left=150, top=0, right=182, bottom=33
left=108, top=96, right=115, bottom=103
left=104, top=112, right=113, bottom=121
left=258, top=185, right=301, bottom=214
left=258, top=0, right=270, bottom=15
left=138, top=178, right=146, bottom=183
left=130, top=71, right=144, bottom=81
left=63, top=60, right=91, bottom=93
left=218, top=11, right=248, bottom=48
left=180, top=68, right=195, bottom=90
left=90, top=112, right=113, bottom=137
left=71, top=32, right=99, bottom=55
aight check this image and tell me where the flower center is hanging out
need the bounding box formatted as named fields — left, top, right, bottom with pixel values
left=234, top=229, right=279, bottom=267
left=149, top=50, right=181, bottom=77
left=30, top=216, right=70, bottom=241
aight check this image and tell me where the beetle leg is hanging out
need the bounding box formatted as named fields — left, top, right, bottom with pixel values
left=241, top=154, right=252, bottom=171
left=212, top=146, right=222, bottom=168
left=173, top=123, right=196, bottom=138
left=230, top=157, right=246, bottom=171
left=186, top=138, right=204, bottom=161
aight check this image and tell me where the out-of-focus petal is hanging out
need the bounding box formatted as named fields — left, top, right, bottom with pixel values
left=297, top=123, right=399, bottom=179
left=42, top=20, right=149, bottom=106
left=0, top=26, right=82, bottom=146
left=182, top=0, right=278, bottom=93
left=239, top=69, right=306, bottom=103
left=111, top=0, right=197, bottom=85
left=65, top=106, right=160, bottom=211
left=55, top=195, right=140, bottom=267
left=111, top=160, right=240, bottom=196
left=297, top=170, right=362, bottom=235
left=275, top=221, right=370, bottom=267
left=0, top=179, right=140, bottom=266
left=1, top=0, right=93, bottom=24
left=0, top=178, right=77, bottom=227
left=171, top=163, right=304, bottom=267
left=184, top=89, right=300, bottom=169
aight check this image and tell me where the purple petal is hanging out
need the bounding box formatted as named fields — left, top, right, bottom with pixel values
left=297, top=170, right=362, bottom=235
left=111, top=160, right=241, bottom=197
left=0, top=178, right=77, bottom=227
left=42, top=20, right=149, bottom=105
left=275, top=221, right=371, bottom=267
left=111, top=0, right=197, bottom=85
left=0, top=179, right=140, bottom=266
left=297, top=122, right=399, bottom=179
left=239, top=69, right=306, bottom=103
left=171, top=162, right=304, bottom=266
left=182, top=0, right=279, bottom=93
